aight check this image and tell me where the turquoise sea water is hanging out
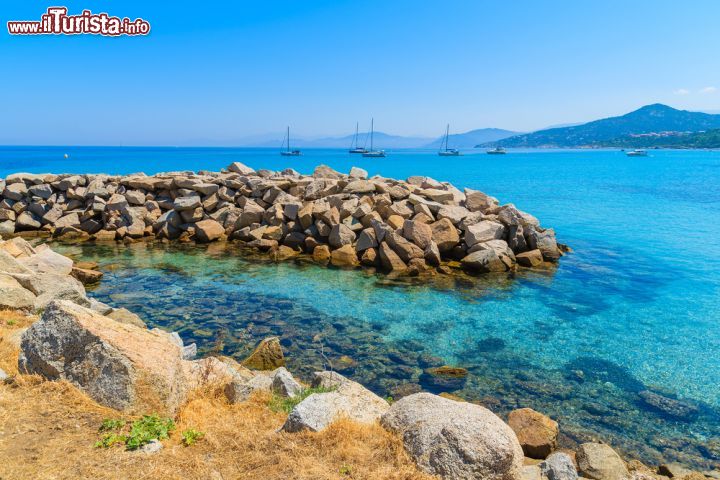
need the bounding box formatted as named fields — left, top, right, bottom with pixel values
left=3, top=146, right=720, bottom=468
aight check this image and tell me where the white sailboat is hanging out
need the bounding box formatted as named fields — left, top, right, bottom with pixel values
left=438, top=124, right=461, bottom=156
left=348, top=122, right=368, bottom=154
left=280, top=126, right=302, bottom=156
left=362, top=118, right=386, bottom=158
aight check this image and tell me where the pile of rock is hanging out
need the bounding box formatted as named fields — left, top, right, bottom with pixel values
left=0, top=163, right=564, bottom=275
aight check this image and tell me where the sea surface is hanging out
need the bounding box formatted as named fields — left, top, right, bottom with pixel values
left=2, top=146, right=720, bottom=468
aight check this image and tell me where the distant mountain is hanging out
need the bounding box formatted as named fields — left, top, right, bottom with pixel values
left=604, top=129, right=720, bottom=149
left=241, top=131, right=433, bottom=149
left=484, top=104, right=720, bottom=148
left=423, top=128, right=520, bottom=149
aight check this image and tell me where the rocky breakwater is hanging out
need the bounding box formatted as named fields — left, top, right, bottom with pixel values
left=0, top=163, right=565, bottom=276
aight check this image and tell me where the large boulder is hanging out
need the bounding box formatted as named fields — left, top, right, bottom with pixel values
left=330, top=244, right=359, bottom=267
left=18, top=300, right=232, bottom=413
left=227, top=162, right=255, bottom=175
left=10, top=272, right=89, bottom=310
left=575, top=443, right=629, bottom=480
left=381, top=392, right=524, bottom=480
left=18, top=247, right=73, bottom=275
left=461, top=248, right=512, bottom=272
left=507, top=408, right=558, bottom=459
left=0, top=273, right=36, bottom=310
left=329, top=223, right=356, bottom=248
left=282, top=371, right=389, bottom=432
left=465, top=221, right=506, bottom=247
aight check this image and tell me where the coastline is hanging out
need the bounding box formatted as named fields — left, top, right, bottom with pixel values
left=0, top=237, right=716, bottom=479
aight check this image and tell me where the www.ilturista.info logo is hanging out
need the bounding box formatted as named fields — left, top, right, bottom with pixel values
left=7, top=7, right=150, bottom=36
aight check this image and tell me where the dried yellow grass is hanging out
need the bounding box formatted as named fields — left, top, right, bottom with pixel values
left=0, top=312, right=434, bottom=480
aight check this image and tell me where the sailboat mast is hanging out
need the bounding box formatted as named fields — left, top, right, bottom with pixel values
left=445, top=124, right=450, bottom=151
left=287, top=126, right=290, bottom=152
left=370, top=118, right=374, bottom=151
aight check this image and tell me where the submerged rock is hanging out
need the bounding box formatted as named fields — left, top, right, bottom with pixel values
left=381, top=392, right=524, bottom=480
left=241, top=336, right=285, bottom=370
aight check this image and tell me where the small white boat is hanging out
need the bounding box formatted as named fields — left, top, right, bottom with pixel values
left=362, top=118, right=386, bottom=158
left=438, top=124, right=461, bottom=156
left=486, top=147, right=506, bottom=155
left=280, top=126, right=302, bottom=156
left=349, top=122, right=368, bottom=154
left=626, top=149, right=648, bottom=157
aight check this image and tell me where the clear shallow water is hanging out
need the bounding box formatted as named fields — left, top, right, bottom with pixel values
left=5, top=146, right=720, bottom=468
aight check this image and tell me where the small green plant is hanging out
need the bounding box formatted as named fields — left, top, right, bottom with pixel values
left=94, top=414, right=175, bottom=451
left=386, top=396, right=394, bottom=405
left=339, top=465, right=352, bottom=476
left=125, top=415, right=175, bottom=450
left=99, top=418, right=126, bottom=432
left=268, top=386, right=336, bottom=413
left=6, top=319, right=16, bottom=326
left=181, top=428, right=205, bottom=446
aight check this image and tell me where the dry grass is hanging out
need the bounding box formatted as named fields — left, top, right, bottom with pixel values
left=0, top=312, right=434, bottom=480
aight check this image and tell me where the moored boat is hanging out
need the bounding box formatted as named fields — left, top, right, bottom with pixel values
left=626, top=149, right=648, bottom=157
left=486, top=147, right=507, bottom=155
left=362, top=118, right=386, bottom=157
left=438, top=124, right=461, bottom=156
left=280, top=126, right=302, bottom=156
left=349, top=122, right=368, bottom=154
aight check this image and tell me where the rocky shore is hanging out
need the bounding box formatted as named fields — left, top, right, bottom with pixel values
left=0, top=236, right=715, bottom=480
left=0, top=163, right=565, bottom=276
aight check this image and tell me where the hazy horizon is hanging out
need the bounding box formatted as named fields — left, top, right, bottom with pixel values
left=3, top=1, right=720, bottom=145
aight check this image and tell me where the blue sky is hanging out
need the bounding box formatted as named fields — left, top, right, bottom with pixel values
left=2, top=0, right=720, bottom=145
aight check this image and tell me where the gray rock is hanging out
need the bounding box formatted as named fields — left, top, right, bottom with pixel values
left=540, top=452, right=578, bottom=480
left=0, top=273, right=36, bottom=310
left=271, top=367, right=302, bottom=398
left=227, top=162, right=255, bottom=175
left=575, top=443, right=629, bottom=480
left=10, top=272, right=89, bottom=310
left=329, top=223, right=356, bottom=248
left=282, top=371, right=389, bottom=433
left=173, top=195, right=202, bottom=211
left=28, top=184, right=53, bottom=199
left=18, top=300, right=200, bottom=413
left=0, top=220, right=15, bottom=237
left=225, top=373, right=273, bottom=403
left=349, top=167, right=368, bottom=179
left=0, top=249, right=32, bottom=274
left=0, top=367, right=8, bottom=382
left=437, top=205, right=470, bottom=225
left=3, top=182, right=28, bottom=201
left=465, top=221, right=506, bottom=247
left=461, top=248, right=511, bottom=272
left=380, top=392, right=524, bottom=480
left=18, top=247, right=74, bottom=275
left=182, top=343, right=197, bottom=360
left=138, top=439, right=163, bottom=454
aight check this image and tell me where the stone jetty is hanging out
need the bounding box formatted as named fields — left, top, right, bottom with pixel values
left=0, top=163, right=564, bottom=276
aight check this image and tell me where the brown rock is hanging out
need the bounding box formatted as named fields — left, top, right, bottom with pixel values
left=242, top=337, right=285, bottom=370
left=516, top=249, right=544, bottom=267
left=426, top=365, right=468, bottom=377
left=378, top=241, right=407, bottom=272
left=70, top=267, right=104, bottom=285
left=360, top=247, right=379, bottom=267
left=387, top=214, right=405, bottom=230
left=312, top=244, right=331, bottom=263
left=508, top=407, right=559, bottom=459
left=194, top=219, right=224, bottom=243
left=402, top=219, right=433, bottom=249
left=330, top=244, right=359, bottom=267
left=430, top=217, right=460, bottom=253
left=576, top=442, right=629, bottom=480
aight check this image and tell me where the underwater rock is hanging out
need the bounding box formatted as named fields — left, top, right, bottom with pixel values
left=70, top=266, right=104, bottom=285
left=638, top=390, right=699, bottom=421
left=241, top=336, right=285, bottom=370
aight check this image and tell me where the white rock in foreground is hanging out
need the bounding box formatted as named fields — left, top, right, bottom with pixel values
left=380, top=392, right=524, bottom=480
left=282, top=371, right=389, bottom=432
